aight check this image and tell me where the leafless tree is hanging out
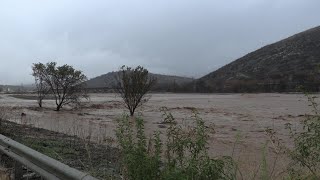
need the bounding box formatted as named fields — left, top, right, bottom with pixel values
left=32, top=63, right=50, bottom=108
left=33, top=62, right=88, bottom=111
left=115, top=65, right=157, bottom=116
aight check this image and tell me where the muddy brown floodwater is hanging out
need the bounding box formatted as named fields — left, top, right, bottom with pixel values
left=0, top=93, right=312, bottom=178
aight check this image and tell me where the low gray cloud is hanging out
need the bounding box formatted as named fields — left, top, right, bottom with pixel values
left=0, top=0, right=319, bottom=84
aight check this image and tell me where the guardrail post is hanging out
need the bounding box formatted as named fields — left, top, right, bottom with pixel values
left=14, top=161, right=23, bottom=179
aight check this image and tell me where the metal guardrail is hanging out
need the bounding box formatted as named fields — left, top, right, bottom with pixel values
left=0, top=134, right=98, bottom=180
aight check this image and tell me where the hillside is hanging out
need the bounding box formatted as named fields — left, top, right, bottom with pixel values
left=198, top=26, right=320, bottom=93
left=85, top=72, right=194, bottom=92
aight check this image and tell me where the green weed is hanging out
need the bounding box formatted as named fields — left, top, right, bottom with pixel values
left=116, top=108, right=232, bottom=180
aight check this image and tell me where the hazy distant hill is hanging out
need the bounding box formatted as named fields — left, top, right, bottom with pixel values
left=197, top=26, right=320, bottom=93
left=85, top=72, right=194, bottom=92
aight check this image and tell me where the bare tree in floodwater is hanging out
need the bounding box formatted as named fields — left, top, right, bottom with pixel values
left=115, top=65, right=157, bottom=116
left=32, top=63, right=49, bottom=108
left=32, top=62, right=88, bottom=111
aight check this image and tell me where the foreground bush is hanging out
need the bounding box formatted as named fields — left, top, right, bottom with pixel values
left=115, top=109, right=231, bottom=180
left=285, top=93, right=320, bottom=179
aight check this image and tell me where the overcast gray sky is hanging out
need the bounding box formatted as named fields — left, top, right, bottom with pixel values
left=0, top=0, right=319, bottom=85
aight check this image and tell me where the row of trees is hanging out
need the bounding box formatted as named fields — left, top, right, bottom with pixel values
left=32, top=62, right=157, bottom=115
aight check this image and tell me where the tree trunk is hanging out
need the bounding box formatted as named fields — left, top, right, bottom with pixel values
left=130, top=110, right=134, bottom=116
left=38, top=99, right=42, bottom=108
left=56, top=104, right=62, bottom=111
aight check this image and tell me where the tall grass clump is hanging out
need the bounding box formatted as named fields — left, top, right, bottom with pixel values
left=116, top=115, right=162, bottom=180
left=115, top=108, right=231, bottom=180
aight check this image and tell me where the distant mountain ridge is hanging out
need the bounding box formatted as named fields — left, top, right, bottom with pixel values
left=85, top=71, right=194, bottom=92
left=197, top=26, right=320, bottom=92
left=5, top=26, right=318, bottom=94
